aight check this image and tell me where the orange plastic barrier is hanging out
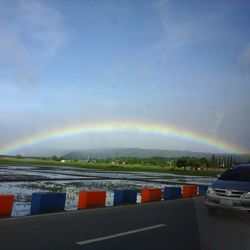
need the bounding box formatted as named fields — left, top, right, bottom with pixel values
left=182, top=185, right=198, bottom=198
left=78, top=190, right=106, bottom=209
left=141, top=188, right=162, bottom=203
left=0, top=194, right=14, bottom=218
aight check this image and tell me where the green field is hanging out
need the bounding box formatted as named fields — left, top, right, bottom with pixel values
left=0, top=156, right=223, bottom=177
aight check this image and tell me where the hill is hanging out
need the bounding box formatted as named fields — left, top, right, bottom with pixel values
left=63, top=148, right=214, bottom=160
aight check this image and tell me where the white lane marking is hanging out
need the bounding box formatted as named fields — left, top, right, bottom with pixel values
left=76, top=224, right=166, bottom=245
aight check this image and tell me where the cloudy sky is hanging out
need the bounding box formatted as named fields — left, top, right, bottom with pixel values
left=1, top=0, right=250, bottom=155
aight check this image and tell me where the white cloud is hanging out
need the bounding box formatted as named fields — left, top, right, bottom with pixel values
left=211, top=111, right=225, bottom=135
left=0, top=0, right=68, bottom=86
left=152, top=1, right=233, bottom=51
left=0, top=33, right=29, bottom=63
left=239, top=43, right=250, bottom=66
left=17, top=71, right=38, bottom=87
left=17, top=0, right=67, bottom=58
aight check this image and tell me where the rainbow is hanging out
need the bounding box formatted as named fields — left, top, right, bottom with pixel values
left=0, top=120, right=247, bottom=155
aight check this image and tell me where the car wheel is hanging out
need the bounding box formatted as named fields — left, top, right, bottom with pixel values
left=206, top=207, right=218, bottom=216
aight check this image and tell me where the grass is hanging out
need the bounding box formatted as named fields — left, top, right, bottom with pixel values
left=0, top=156, right=222, bottom=177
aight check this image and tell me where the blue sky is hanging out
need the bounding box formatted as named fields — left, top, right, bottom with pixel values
left=1, top=0, right=250, bottom=155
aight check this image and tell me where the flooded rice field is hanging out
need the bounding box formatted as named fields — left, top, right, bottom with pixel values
left=0, top=165, right=215, bottom=217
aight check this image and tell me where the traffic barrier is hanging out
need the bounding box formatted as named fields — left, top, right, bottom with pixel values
left=198, top=185, right=209, bottom=195
left=78, top=190, right=106, bottom=209
left=30, top=192, right=66, bottom=215
left=141, top=188, right=162, bottom=203
left=0, top=194, right=14, bottom=218
left=164, top=186, right=182, bottom=200
left=113, top=189, right=137, bottom=206
left=182, top=185, right=198, bottom=198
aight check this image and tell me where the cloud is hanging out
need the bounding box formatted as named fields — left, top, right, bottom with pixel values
left=239, top=43, right=250, bottom=66
left=17, top=0, right=67, bottom=58
left=158, top=15, right=215, bottom=50
left=0, top=0, right=68, bottom=86
left=0, top=33, right=29, bottom=63
left=211, top=111, right=225, bottom=135
left=152, top=1, right=234, bottom=51
left=17, top=71, right=38, bottom=87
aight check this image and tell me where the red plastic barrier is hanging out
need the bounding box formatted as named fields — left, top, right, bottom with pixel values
left=78, top=190, right=106, bottom=209
left=0, top=194, right=14, bottom=218
left=182, top=185, right=198, bottom=198
left=141, top=188, right=162, bottom=203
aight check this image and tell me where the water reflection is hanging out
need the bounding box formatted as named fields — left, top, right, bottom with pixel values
left=0, top=165, right=215, bottom=217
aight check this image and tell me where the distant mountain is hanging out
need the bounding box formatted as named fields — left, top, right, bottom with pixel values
left=63, top=148, right=214, bottom=160
left=14, top=148, right=69, bottom=158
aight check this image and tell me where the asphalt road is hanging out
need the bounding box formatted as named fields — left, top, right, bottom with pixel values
left=0, top=197, right=249, bottom=250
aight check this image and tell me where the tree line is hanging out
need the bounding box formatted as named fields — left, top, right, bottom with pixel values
left=96, top=154, right=240, bottom=169
left=22, top=153, right=243, bottom=170
left=175, top=154, right=239, bottom=169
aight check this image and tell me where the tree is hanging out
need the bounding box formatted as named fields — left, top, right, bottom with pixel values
left=52, top=155, right=59, bottom=161
left=230, top=155, right=233, bottom=167
left=176, top=158, right=187, bottom=170
left=200, top=157, right=210, bottom=168
left=210, top=154, right=217, bottom=168
left=15, top=154, right=23, bottom=159
left=187, top=158, right=200, bottom=170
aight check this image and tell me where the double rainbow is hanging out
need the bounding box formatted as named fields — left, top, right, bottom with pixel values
left=0, top=121, right=247, bottom=155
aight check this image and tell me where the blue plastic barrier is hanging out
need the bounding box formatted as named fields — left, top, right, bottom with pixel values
left=198, top=185, right=209, bottom=195
left=164, top=186, right=182, bottom=200
left=30, top=192, right=66, bottom=215
left=113, top=189, right=137, bottom=206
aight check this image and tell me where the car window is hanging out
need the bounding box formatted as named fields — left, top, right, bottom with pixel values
left=219, top=167, right=250, bottom=182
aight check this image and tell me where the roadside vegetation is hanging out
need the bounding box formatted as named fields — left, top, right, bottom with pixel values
left=0, top=154, right=247, bottom=177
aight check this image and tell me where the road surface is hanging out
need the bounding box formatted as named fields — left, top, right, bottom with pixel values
left=0, top=197, right=249, bottom=250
